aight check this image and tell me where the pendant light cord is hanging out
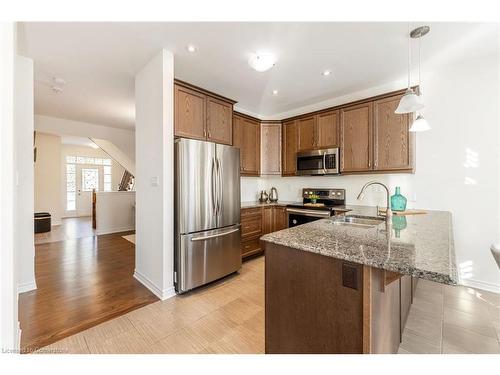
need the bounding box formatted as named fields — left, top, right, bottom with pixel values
left=407, top=22, right=411, bottom=89
left=418, top=34, right=422, bottom=95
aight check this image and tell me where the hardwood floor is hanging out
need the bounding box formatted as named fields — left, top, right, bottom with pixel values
left=19, top=230, right=158, bottom=352
left=36, top=256, right=500, bottom=354
left=35, top=216, right=96, bottom=245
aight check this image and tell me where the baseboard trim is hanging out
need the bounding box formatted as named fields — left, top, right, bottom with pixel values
left=461, top=279, right=500, bottom=294
left=18, top=280, right=37, bottom=294
left=133, top=270, right=176, bottom=300
left=96, top=226, right=135, bottom=235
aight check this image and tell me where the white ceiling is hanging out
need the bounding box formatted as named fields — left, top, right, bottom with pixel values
left=61, top=135, right=98, bottom=148
left=19, top=22, right=497, bottom=129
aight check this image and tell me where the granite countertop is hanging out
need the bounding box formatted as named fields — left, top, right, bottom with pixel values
left=241, top=201, right=297, bottom=209
left=261, top=207, right=458, bottom=285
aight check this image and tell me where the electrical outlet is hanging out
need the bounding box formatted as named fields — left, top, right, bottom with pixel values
left=410, top=192, right=417, bottom=202
left=150, top=176, right=159, bottom=187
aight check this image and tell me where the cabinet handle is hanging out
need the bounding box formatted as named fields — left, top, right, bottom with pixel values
left=208, top=130, right=212, bottom=138
left=204, top=129, right=207, bottom=138
left=368, top=160, right=371, bottom=168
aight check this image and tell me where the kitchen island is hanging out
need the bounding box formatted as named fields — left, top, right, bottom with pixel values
left=260, top=207, right=457, bottom=354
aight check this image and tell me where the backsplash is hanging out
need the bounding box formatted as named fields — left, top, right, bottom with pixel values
left=241, top=174, right=416, bottom=208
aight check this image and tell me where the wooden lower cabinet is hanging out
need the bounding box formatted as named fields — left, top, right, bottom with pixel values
left=273, top=206, right=287, bottom=231
left=265, top=242, right=415, bottom=354
left=240, top=205, right=288, bottom=259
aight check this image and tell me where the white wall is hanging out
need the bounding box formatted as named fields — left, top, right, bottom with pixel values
left=34, top=132, right=62, bottom=224
left=95, top=192, right=135, bottom=235
left=15, top=55, right=36, bottom=294
left=242, top=39, right=500, bottom=292
left=0, top=21, right=19, bottom=352
left=135, top=50, right=175, bottom=300
left=35, top=115, right=135, bottom=162
left=91, top=138, right=135, bottom=176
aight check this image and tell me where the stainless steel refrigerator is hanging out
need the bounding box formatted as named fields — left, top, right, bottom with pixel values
left=174, top=138, right=241, bottom=293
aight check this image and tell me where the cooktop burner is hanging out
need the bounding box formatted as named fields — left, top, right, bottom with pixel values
left=286, top=188, right=346, bottom=210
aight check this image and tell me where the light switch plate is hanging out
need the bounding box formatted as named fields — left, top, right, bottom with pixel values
left=150, top=176, right=159, bottom=187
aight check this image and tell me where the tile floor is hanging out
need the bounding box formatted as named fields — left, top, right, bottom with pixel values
left=38, top=256, right=500, bottom=354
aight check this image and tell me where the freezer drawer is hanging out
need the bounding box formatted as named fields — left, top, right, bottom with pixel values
left=176, top=224, right=242, bottom=293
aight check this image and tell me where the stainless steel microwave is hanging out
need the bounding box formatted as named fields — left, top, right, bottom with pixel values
left=296, top=148, right=340, bottom=175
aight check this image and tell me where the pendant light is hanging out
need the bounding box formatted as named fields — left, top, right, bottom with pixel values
left=395, top=24, right=425, bottom=114
left=409, top=25, right=431, bottom=132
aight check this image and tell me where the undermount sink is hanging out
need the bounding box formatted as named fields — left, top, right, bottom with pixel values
left=330, top=216, right=386, bottom=228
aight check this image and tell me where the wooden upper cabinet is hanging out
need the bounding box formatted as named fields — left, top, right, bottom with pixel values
left=282, top=120, right=298, bottom=176
left=174, top=85, right=206, bottom=140
left=233, top=114, right=260, bottom=176
left=206, top=97, right=232, bottom=145
left=261, top=122, right=281, bottom=175
left=317, top=110, right=340, bottom=148
left=340, top=102, right=373, bottom=172
left=174, top=81, right=235, bottom=145
left=297, top=116, right=317, bottom=151
left=373, top=95, right=414, bottom=172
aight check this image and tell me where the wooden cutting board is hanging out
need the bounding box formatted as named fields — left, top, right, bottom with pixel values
left=379, top=208, right=427, bottom=216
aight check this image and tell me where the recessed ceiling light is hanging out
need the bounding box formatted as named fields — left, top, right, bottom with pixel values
left=272, top=90, right=279, bottom=96
left=322, top=70, right=332, bottom=76
left=248, top=53, right=276, bottom=72
left=186, top=45, right=197, bottom=53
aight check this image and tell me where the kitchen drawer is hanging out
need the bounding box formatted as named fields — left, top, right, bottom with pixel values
left=241, top=216, right=262, bottom=239
left=241, top=207, right=262, bottom=218
left=241, top=237, right=262, bottom=258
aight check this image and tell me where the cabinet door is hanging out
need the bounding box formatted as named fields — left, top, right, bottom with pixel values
left=232, top=115, right=244, bottom=171
left=297, top=116, right=317, bottom=151
left=273, top=206, right=287, bottom=231
left=317, top=110, right=339, bottom=148
left=262, top=206, right=273, bottom=235
left=282, top=120, right=298, bottom=176
left=261, top=123, right=281, bottom=175
left=243, top=118, right=261, bottom=176
left=174, top=84, right=206, bottom=140
left=373, top=95, right=414, bottom=171
left=207, top=97, right=233, bottom=145
left=340, top=102, right=373, bottom=172
left=233, top=115, right=260, bottom=176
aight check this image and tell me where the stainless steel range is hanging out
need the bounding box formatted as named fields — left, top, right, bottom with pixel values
left=286, top=188, right=346, bottom=227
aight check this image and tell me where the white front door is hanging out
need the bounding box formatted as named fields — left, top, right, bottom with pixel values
left=76, top=166, right=99, bottom=216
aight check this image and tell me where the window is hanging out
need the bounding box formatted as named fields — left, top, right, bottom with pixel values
left=103, top=165, right=112, bottom=191
left=66, top=163, right=76, bottom=210
left=82, top=168, right=99, bottom=192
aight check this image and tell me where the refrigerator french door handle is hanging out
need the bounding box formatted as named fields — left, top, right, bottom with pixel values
left=190, top=226, right=240, bottom=242
left=211, top=157, right=217, bottom=215
left=217, top=157, right=223, bottom=217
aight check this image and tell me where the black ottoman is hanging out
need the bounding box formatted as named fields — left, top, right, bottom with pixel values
left=34, top=212, right=51, bottom=233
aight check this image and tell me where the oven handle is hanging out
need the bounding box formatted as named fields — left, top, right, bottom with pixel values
left=323, top=151, right=327, bottom=174
left=286, top=208, right=332, bottom=218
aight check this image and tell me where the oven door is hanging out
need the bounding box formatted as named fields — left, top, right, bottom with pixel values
left=286, top=208, right=332, bottom=227
left=296, top=148, right=339, bottom=175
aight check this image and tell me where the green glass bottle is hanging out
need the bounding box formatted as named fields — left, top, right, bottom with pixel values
left=390, top=186, right=407, bottom=212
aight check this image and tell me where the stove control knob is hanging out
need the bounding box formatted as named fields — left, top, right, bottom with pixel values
left=292, top=219, right=297, bottom=225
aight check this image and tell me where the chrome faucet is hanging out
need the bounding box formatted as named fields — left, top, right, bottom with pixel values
left=356, top=181, right=392, bottom=223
